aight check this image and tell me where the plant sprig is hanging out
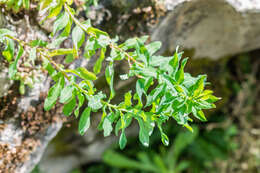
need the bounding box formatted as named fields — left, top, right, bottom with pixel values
left=0, top=0, right=220, bottom=149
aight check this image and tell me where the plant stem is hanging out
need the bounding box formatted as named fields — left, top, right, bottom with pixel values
left=64, top=3, right=144, bottom=68
left=6, top=34, right=133, bottom=115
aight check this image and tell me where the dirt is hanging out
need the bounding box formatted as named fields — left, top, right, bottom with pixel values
left=0, top=84, right=64, bottom=173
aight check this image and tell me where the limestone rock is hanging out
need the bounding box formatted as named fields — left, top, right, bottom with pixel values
left=0, top=63, right=13, bottom=98
left=0, top=11, right=63, bottom=173
left=152, top=0, right=260, bottom=59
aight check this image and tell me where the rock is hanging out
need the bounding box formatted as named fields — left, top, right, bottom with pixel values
left=0, top=118, right=62, bottom=173
left=0, top=12, right=13, bottom=98
left=0, top=62, right=13, bottom=98
left=38, top=121, right=139, bottom=173
left=0, top=10, right=63, bottom=173
left=152, top=0, right=260, bottom=59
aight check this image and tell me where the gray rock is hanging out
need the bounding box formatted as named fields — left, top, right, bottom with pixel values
left=0, top=62, right=13, bottom=98
left=0, top=10, right=63, bottom=173
left=0, top=12, right=13, bottom=98
left=0, top=118, right=62, bottom=173
left=152, top=0, right=260, bottom=59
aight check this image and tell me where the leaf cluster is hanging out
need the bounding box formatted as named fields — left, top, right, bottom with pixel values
left=0, top=0, right=220, bottom=149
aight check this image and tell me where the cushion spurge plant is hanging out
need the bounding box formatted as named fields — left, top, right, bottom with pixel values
left=0, top=0, right=220, bottom=149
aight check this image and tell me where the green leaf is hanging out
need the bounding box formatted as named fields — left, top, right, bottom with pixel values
left=23, top=0, right=30, bottom=9
left=76, top=67, right=97, bottom=81
left=203, top=95, right=221, bottom=103
left=103, top=114, right=113, bottom=137
left=136, top=117, right=150, bottom=147
left=29, top=39, right=47, bottom=47
left=157, top=122, right=170, bottom=146
left=84, top=37, right=98, bottom=59
left=145, top=41, right=161, bottom=55
left=6, top=0, right=15, bottom=10
left=47, top=37, right=67, bottom=49
left=150, top=55, right=171, bottom=68
left=39, top=0, right=52, bottom=11
left=78, top=107, right=91, bottom=135
left=175, top=57, right=188, bottom=84
left=0, top=29, right=16, bottom=39
left=48, top=48, right=74, bottom=57
left=9, top=45, right=24, bottom=79
left=59, top=85, right=75, bottom=103
left=137, top=66, right=157, bottom=78
left=65, top=54, right=74, bottom=64
left=2, top=38, right=15, bottom=62
left=29, top=47, right=36, bottom=65
left=97, top=35, right=110, bottom=47
left=136, top=79, right=144, bottom=104
left=52, top=11, right=69, bottom=35
left=66, top=0, right=73, bottom=5
left=109, top=47, right=124, bottom=60
left=184, top=124, right=193, bottom=132
left=169, top=48, right=181, bottom=76
left=197, top=100, right=215, bottom=109
left=146, top=84, right=166, bottom=107
left=136, top=39, right=150, bottom=66
left=63, top=95, right=76, bottom=116
left=193, top=75, right=206, bottom=97
left=93, top=47, right=106, bottom=74
left=74, top=92, right=85, bottom=118
left=122, top=38, right=137, bottom=49
left=72, top=25, right=85, bottom=57
left=19, top=81, right=25, bottom=95
left=122, top=36, right=148, bottom=50
left=161, top=133, right=169, bottom=146
left=44, top=76, right=64, bottom=111
left=60, top=16, right=73, bottom=37
left=43, top=61, right=56, bottom=76
left=115, top=119, right=122, bottom=136
left=103, top=150, right=157, bottom=171
left=48, top=3, right=62, bottom=18
left=87, top=27, right=108, bottom=37
left=119, top=130, right=127, bottom=149
left=82, top=19, right=91, bottom=30
left=105, top=64, right=115, bottom=99
left=13, top=0, right=23, bottom=12
left=124, top=91, right=132, bottom=107
left=139, top=35, right=149, bottom=44
left=88, top=92, right=105, bottom=111
left=192, top=108, right=207, bottom=121
left=182, top=73, right=198, bottom=89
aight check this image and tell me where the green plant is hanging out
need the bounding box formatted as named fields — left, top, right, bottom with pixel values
left=103, top=127, right=199, bottom=173
left=102, top=125, right=238, bottom=173
left=0, top=0, right=220, bottom=149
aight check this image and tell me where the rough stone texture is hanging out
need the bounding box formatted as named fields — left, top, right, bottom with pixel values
left=38, top=121, right=139, bottom=173
left=0, top=118, right=62, bottom=173
left=0, top=63, right=13, bottom=98
left=152, top=0, right=260, bottom=59
left=0, top=9, right=63, bottom=173
left=0, top=12, right=13, bottom=98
